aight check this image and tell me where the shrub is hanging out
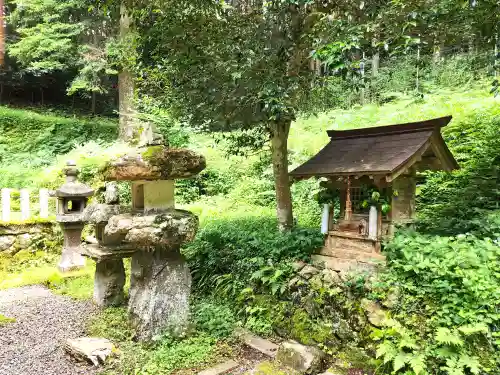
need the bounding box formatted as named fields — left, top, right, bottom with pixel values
left=176, top=168, right=237, bottom=204
left=417, top=110, right=500, bottom=235
left=371, top=231, right=500, bottom=374
left=0, top=106, right=116, bottom=187
left=192, top=299, right=236, bottom=338
left=184, top=216, right=323, bottom=298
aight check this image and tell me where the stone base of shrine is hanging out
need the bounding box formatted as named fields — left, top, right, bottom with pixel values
left=312, top=231, right=386, bottom=272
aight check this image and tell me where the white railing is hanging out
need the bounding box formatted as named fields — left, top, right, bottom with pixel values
left=0, top=188, right=53, bottom=222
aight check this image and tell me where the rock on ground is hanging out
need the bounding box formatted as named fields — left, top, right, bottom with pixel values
left=0, top=285, right=98, bottom=375
left=64, top=337, right=114, bottom=366
left=276, top=341, right=325, bottom=374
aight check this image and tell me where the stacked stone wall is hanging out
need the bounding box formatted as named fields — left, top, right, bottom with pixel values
left=0, top=222, right=59, bottom=255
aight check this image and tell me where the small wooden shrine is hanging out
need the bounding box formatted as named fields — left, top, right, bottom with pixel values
left=290, top=116, right=458, bottom=271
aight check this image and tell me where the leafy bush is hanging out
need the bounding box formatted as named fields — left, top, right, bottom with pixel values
left=176, top=168, right=237, bottom=204
left=371, top=231, right=500, bottom=374
left=417, top=110, right=500, bottom=235
left=184, top=216, right=323, bottom=298
left=0, top=106, right=116, bottom=187
left=192, top=300, right=236, bottom=338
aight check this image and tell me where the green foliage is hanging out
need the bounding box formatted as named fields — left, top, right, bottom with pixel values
left=417, top=110, right=500, bottom=235
left=87, top=307, right=135, bottom=342
left=8, top=0, right=85, bottom=74
left=133, top=334, right=216, bottom=375
left=45, top=272, right=94, bottom=300
left=192, top=299, right=236, bottom=339
left=0, top=106, right=116, bottom=187
left=100, top=332, right=216, bottom=375
left=89, top=304, right=219, bottom=375
left=176, top=168, right=236, bottom=204
left=184, top=216, right=323, bottom=298
left=8, top=0, right=114, bottom=99
left=370, top=231, right=500, bottom=374
left=135, top=95, right=190, bottom=147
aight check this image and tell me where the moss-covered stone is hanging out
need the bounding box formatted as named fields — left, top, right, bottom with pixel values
left=245, top=361, right=300, bottom=375
left=103, top=209, right=199, bottom=248
left=141, top=145, right=164, bottom=161
left=101, top=146, right=206, bottom=181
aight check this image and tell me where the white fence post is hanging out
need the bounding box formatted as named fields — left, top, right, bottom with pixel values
left=1, top=188, right=10, bottom=222
left=20, top=189, right=30, bottom=221
left=39, top=189, right=49, bottom=219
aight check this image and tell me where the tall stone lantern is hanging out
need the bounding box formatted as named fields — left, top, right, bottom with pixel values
left=55, top=161, right=94, bottom=272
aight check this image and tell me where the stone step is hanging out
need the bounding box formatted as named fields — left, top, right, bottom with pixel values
left=238, top=330, right=279, bottom=358
left=319, top=248, right=386, bottom=262
left=323, top=234, right=378, bottom=254
left=312, top=255, right=379, bottom=272
left=197, top=359, right=239, bottom=375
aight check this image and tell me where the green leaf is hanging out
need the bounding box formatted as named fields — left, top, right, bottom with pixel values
left=393, top=352, right=410, bottom=371
left=409, top=354, right=426, bottom=375
left=435, top=327, right=464, bottom=346
left=458, top=323, right=488, bottom=336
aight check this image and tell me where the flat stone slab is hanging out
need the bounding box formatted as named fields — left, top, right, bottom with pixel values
left=197, top=359, right=239, bottom=375
left=64, top=337, right=114, bottom=366
left=240, top=331, right=278, bottom=358
left=80, top=243, right=137, bottom=261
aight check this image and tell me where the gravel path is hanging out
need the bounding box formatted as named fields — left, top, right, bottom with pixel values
left=0, top=285, right=99, bottom=375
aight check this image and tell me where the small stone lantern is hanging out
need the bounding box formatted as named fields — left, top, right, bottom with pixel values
left=55, top=161, right=94, bottom=272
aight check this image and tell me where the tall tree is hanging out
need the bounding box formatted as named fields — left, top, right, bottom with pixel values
left=0, top=0, right=4, bottom=67
left=117, top=1, right=137, bottom=141
left=8, top=0, right=112, bottom=110
left=135, top=0, right=387, bottom=230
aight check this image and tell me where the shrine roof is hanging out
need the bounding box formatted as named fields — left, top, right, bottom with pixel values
left=290, top=116, right=458, bottom=181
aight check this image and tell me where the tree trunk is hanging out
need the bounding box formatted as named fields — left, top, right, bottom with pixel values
left=372, top=51, right=380, bottom=77
left=91, top=92, right=96, bottom=115
left=270, top=120, right=293, bottom=231
left=118, top=1, right=137, bottom=142
left=0, top=0, right=4, bottom=67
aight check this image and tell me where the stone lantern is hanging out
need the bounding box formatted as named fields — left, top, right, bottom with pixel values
left=55, top=161, right=94, bottom=272
left=80, top=134, right=205, bottom=342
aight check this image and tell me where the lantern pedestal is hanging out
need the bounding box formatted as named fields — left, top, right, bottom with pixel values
left=94, top=258, right=126, bottom=307
left=58, top=222, right=86, bottom=272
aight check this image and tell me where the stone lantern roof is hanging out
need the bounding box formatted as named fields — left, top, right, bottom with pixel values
left=55, top=161, right=94, bottom=198
left=101, top=145, right=206, bottom=182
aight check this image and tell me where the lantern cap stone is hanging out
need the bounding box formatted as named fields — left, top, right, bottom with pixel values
left=55, top=161, right=94, bottom=198
left=101, top=145, right=206, bottom=181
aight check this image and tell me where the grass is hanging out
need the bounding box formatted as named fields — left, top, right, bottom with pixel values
left=288, top=84, right=499, bottom=163
left=0, top=313, right=16, bottom=326
left=87, top=304, right=234, bottom=375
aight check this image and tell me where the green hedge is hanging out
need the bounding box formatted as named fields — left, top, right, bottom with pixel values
left=0, top=106, right=117, bottom=187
